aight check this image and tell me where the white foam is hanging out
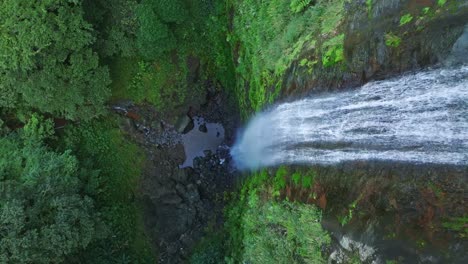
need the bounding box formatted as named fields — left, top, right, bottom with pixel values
left=232, top=66, right=468, bottom=169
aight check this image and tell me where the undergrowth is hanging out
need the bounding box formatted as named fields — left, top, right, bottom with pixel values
left=230, top=0, right=347, bottom=117
left=60, top=117, right=155, bottom=263
left=224, top=168, right=330, bottom=264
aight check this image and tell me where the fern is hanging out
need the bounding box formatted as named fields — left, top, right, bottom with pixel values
left=290, top=0, right=313, bottom=13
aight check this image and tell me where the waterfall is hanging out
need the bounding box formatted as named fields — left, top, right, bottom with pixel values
left=231, top=65, right=468, bottom=170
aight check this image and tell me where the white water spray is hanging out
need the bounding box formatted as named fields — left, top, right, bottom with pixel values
left=231, top=66, right=468, bottom=169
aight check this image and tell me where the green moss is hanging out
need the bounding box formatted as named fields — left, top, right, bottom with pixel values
left=385, top=33, right=402, bottom=47
left=399, top=14, right=414, bottom=26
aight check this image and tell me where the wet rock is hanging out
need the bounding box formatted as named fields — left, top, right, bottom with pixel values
left=172, top=169, right=188, bottom=183
left=162, top=193, right=183, bottom=205
left=446, top=23, right=468, bottom=66
left=198, top=123, right=208, bottom=133
left=151, top=121, right=163, bottom=134
left=175, top=115, right=192, bottom=133
left=186, top=184, right=200, bottom=204
left=115, top=82, right=238, bottom=263
left=182, top=120, right=194, bottom=134
left=175, top=183, right=186, bottom=196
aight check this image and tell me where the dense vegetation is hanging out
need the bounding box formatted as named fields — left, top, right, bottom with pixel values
left=0, top=0, right=235, bottom=262
left=1, top=0, right=466, bottom=263
left=0, top=0, right=111, bottom=120
left=223, top=168, right=330, bottom=264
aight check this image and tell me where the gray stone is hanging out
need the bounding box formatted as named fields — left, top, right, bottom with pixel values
left=161, top=193, right=183, bottom=205
left=186, top=184, right=200, bottom=203
left=446, top=24, right=468, bottom=66
left=172, top=169, right=188, bottom=183
left=174, top=115, right=192, bottom=133
left=198, top=123, right=208, bottom=133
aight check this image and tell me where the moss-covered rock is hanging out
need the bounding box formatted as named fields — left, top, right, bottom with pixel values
left=284, top=0, right=468, bottom=96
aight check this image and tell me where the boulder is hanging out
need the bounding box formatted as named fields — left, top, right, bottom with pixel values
left=174, top=115, right=192, bottom=133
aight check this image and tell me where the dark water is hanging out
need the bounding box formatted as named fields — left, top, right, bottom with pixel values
left=180, top=117, right=224, bottom=168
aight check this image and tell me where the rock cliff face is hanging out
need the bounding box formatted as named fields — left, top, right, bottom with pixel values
left=225, top=1, right=468, bottom=262
left=284, top=0, right=468, bottom=95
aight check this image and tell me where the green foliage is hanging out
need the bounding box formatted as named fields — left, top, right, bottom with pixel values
left=301, top=173, right=314, bottom=188
left=189, top=232, right=225, bottom=264
left=60, top=119, right=155, bottom=263
left=0, top=121, right=103, bottom=264
left=232, top=0, right=346, bottom=116
left=226, top=186, right=329, bottom=263
left=437, top=0, right=447, bottom=7
left=242, top=201, right=329, bottom=263
left=399, top=14, right=414, bottom=26
left=292, top=172, right=302, bottom=186
left=225, top=168, right=330, bottom=264
left=290, top=0, right=313, bottom=13
left=151, top=0, right=188, bottom=24
left=339, top=198, right=359, bottom=226
left=274, top=166, right=288, bottom=194
left=0, top=0, right=111, bottom=120
left=106, top=0, right=235, bottom=116
left=385, top=33, right=402, bottom=48
left=422, top=7, right=431, bottom=15
left=322, top=34, right=345, bottom=67
left=290, top=170, right=316, bottom=188
left=321, top=1, right=344, bottom=34
left=442, top=216, right=468, bottom=238
left=366, top=0, right=373, bottom=15
left=136, top=59, right=187, bottom=111
left=136, top=1, right=177, bottom=60
left=83, top=0, right=139, bottom=57
left=22, top=114, right=55, bottom=145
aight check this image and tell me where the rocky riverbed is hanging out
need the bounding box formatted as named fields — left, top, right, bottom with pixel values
left=111, top=82, right=239, bottom=263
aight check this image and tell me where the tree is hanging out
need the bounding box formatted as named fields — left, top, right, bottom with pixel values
left=0, top=116, right=104, bottom=263
left=135, top=1, right=177, bottom=60
left=0, top=0, right=110, bottom=120
left=151, top=0, right=188, bottom=24
left=83, top=0, right=139, bottom=57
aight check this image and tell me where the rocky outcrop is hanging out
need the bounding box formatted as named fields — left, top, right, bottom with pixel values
left=113, top=80, right=239, bottom=263
left=285, top=0, right=468, bottom=95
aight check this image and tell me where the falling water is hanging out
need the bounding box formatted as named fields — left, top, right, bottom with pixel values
left=231, top=65, right=468, bottom=169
